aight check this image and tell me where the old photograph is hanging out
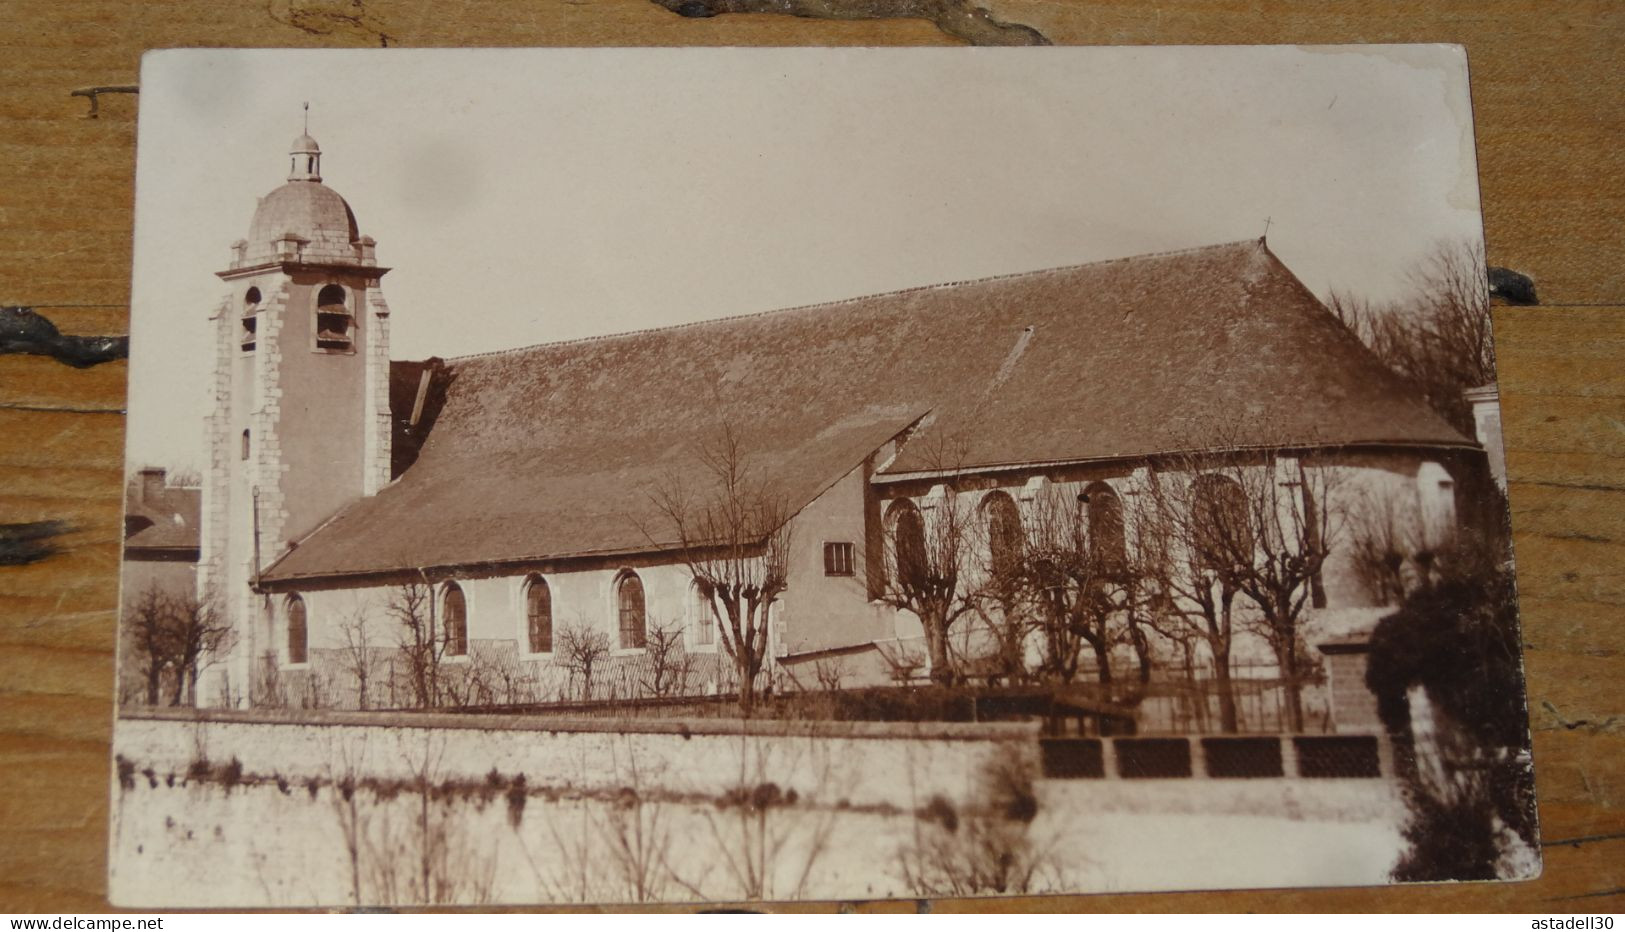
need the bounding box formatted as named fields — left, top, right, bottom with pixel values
left=110, top=46, right=1537, bottom=906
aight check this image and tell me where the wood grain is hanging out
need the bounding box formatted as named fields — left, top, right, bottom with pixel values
left=0, top=0, right=1620, bottom=913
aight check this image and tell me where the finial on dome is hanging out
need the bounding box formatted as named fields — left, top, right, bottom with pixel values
left=288, top=105, right=322, bottom=182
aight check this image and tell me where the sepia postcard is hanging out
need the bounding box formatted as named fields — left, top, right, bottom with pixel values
left=110, top=46, right=1537, bottom=907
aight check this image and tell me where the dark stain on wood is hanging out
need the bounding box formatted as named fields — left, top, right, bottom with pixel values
left=1, top=306, right=128, bottom=368
left=1489, top=267, right=1539, bottom=306
left=0, top=520, right=70, bottom=566
left=69, top=84, right=138, bottom=119
left=653, top=0, right=1051, bottom=45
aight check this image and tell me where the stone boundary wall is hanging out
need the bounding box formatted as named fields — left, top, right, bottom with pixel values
left=114, top=710, right=1039, bottom=811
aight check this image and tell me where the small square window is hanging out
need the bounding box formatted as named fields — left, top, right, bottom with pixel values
left=823, top=541, right=855, bottom=577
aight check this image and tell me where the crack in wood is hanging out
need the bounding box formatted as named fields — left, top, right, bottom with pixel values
left=1546, top=887, right=1625, bottom=902
left=1540, top=701, right=1622, bottom=735
left=0, top=403, right=126, bottom=415
left=1542, top=831, right=1625, bottom=848
left=653, top=0, right=1050, bottom=45
left=0, top=307, right=128, bottom=368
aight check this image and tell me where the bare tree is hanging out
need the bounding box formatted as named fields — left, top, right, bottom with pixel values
left=650, top=424, right=792, bottom=713
left=640, top=620, right=693, bottom=699
left=811, top=658, right=844, bottom=692
left=1148, top=452, right=1340, bottom=732
left=871, top=439, right=983, bottom=686
left=1014, top=483, right=1135, bottom=689
left=1346, top=485, right=1430, bottom=607
left=953, top=490, right=1035, bottom=687
left=336, top=606, right=379, bottom=711
left=127, top=582, right=175, bottom=706
left=167, top=586, right=232, bottom=706
left=881, top=643, right=927, bottom=686
left=1134, top=468, right=1246, bottom=732
left=599, top=749, right=673, bottom=903
left=253, top=649, right=289, bottom=709
left=164, top=465, right=203, bottom=488
left=556, top=620, right=611, bottom=701
left=390, top=579, right=444, bottom=709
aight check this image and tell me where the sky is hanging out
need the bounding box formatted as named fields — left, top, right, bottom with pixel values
left=125, top=46, right=1484, bottom=476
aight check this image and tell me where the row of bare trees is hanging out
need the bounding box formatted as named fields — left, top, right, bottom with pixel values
left=868, top=442, right=1338, bottom=732
left=124, top=582, right=233, bottom=706
left=293, top=584, right=704, bottom=711
left=1327, top=239, right=1496, bottom=436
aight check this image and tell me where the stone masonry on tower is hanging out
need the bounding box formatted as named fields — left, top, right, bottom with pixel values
left=197, top=133, right=394, bottom=704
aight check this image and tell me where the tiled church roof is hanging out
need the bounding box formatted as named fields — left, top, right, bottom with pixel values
left=259, top=239, right=1473, bottom=584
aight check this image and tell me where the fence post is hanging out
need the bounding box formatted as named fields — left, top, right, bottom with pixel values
left=1375, top=732, right=1395, bottom=778
left=1188, top=735, right=1207, bottom=779
left=1280, top=735, right=1300, bottom=778
left=1101, top=736, right=1120, bottom=779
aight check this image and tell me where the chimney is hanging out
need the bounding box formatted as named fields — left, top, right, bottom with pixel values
left=137, top=467, right=166, bottom=505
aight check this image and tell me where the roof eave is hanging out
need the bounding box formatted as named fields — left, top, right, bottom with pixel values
left=255, top=535, right=773, bottom=591
left=872, top=438, right=1486, bottom=485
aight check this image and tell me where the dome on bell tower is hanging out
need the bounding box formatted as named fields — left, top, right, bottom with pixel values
left=236, top=132, right=371, bottom=269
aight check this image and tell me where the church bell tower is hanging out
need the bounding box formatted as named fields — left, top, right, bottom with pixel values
left=197, top=130, right=394, bottom=706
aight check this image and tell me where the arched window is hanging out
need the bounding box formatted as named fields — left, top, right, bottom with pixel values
left=616, top=572, right=646, bottom=649
left=241, top=287, right=261, bottom=351
left=887, top=499, right=928, bottom=591
left=982, top=491, right=1023, bottom=578
left=523, top=575, right=552, bottom=654
left=314, top=284, right=353, bottom=352
left=442, top=583, right=468, bottom=657
left=1083, top=482, right=1126, bottom=574
left=691, top=578, right=716, bottom=647
left=1190, top=474, right=1251, bottom=571
left=286, top=594, right=307, bottom=665
left=241, top=428, right=250, bottom=461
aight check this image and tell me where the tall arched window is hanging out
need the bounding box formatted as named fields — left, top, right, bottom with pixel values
left=887, top=499, right=928, bottom=592
left=523, top=575, right=552, bottom=654
left=442, top=583, right=468, bottom=657
left=1083, top=482, right=1126, bottom=574
left=691, top=578, right=716, bottom=647
left=286, top=594, right=308, bottom=665
left=983, top=491, right=1023, bottom=579
left=616, top=572, right=646, bottom=649
left=1190, top=474, right=1251, bottom=571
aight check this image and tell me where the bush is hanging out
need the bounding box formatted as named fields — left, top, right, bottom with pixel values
left=1366, top=566, right=1537, bottom=880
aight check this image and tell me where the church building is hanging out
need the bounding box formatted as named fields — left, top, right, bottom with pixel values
left=191, top=134, right=1490, bottom=719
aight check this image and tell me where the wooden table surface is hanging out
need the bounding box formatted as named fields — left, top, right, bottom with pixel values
left=1, top=0, right=1620, bottom=913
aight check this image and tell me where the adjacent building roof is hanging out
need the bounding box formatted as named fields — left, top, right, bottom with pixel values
left=124, top=469, right=202, bottom=556
left=259, top=239, right=1474, bottom=584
